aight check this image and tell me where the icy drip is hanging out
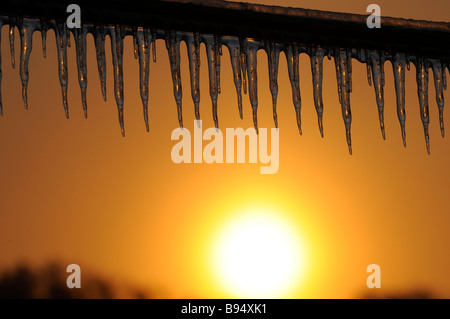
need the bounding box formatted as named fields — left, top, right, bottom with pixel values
left=94, top=26, right=107, bottom=101
left=133, top=28, right=139, bottom=60
left=19, top=19, right=34, bottom=110
left=265, top=40, right=280, bottom=128
left=246, top=42, right=259, bottom=133
left=285, top=43, right=302, bottom=135
left=393, top=53, right=407, bottom=147
left=430, top=60, right=445, bottom=137
left=111, top=25, right=125, bottom=136
left=310, top=46, right=325, bottom=136
left=214, top=35, right=222, bottom=95
left=55, top=23, right=69, bottom=118
left=165, top=30, right=183, bottom=128
left=226, top=39, right=243, bottom=119
left=416, top=57, right=430, bottom=154
left=9, top=21, right=15, bottom=69
left=75, top=27, right=88, bottom=118
left=151, top=30, right=157, bottom=63
left=187, top=33, right=201, bottom=122
left=205, top=36, right=220, bottom=128
left=368, top=51, right=386, bottom=139
left=240, top=38, right=248, bottom=95
left=136, top=28, right=151, bottom=132
left=40, top=18, right=47, bottom=58
left=334, top=49, right=352, bottom=154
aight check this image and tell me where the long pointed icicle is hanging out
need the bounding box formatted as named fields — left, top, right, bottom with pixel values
left=310, top=46, right=325, bottom=136
left=111, top=25, right=125, bottom=136
left=56, top=23, right=69, bottom=118
left=393, top=53, right=407, bottom=147
left=166, top=30, right=183, bottom=128
left=19, top=19, right=33, bottom=110
left=94, top=26, right=107, bottom=101
left=368, top=51, right=386, bottom=139
left=9, top=22, right=15, bottom=69
left=266, top=40, right=280, bottom=128
left=187, top=33, right=201, bottom=123
left=228, top=39, right=243, bottom=119
left=240, top=38, right=248, bottom=95
left=246, top=42, right=259, bottom=133
left=75, top=27, right=88, bottom=118
left=206, top=36, right=219, bottom=128
left=416, top=57, right=430, bottom=154
left=215, top=34, right=222, bottom=94
left=137, top=28, right=151, bottom=132
left=286, top=43, right=302, bottom=135
left=335, top=49, right=353, bottom=154
left=430, top=60, right=445, bottom=137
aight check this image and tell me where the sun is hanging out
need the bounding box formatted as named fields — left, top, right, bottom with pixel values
left=211, top=207, right=306, bottom=298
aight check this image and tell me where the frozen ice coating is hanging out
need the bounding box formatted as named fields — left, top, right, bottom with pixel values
left=187, top=33, right=201, bottom=122
left=205, top=36, right=220, bottom=128
left=0, top=13, right=448, bottom=154
left=94, top=26, right=107, bottom=102
left=310, top=46, right=325, bottom=137
left=246, top=42, right=259, bottom=133
left=55, top=22, right=69, bottom=118
left=226, top=38, right=243, bottom=119
left=111, top=25, right=125, bottom=136
left=430, top=60, right=445, bottom=137
left=393, top=53, right=407, bottom=147
left=165, top=30, right=183, bottom=128
left=416, top=57, right=431, bottom=154
left=266, top=40, right=280, bottom=128
left=75, top=27, right=88, bottom=118
left=19, top=19, right=34, bottom=110
left=334, top=49, right=353, bottom=155
left=368, top=51, right=386, bottom=140
left=286, top=43, right=302, bottom=135
left=136, top=28, right=151, bottom=132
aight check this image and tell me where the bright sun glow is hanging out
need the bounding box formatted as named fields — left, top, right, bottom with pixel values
left=212, top=208, right=306, bottom=298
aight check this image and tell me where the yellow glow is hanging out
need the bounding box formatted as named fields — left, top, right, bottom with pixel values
left=211, top=207, right=306, bottom=298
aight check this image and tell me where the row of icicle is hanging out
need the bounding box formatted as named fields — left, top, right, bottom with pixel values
left=0, top=17, right=448, bottom=154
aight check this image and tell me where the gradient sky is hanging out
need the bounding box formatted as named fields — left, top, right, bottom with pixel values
left=0, top=0, right=449, bottom=298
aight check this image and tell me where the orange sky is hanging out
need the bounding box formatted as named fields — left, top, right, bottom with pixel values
left=0, top=0, right=449, bottom=298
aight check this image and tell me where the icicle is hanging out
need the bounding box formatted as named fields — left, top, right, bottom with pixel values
left=430, top=60, right=445, bottom=137
left=9, top=22, right=15, bottom=69
left=187, top=33, right=200, bottom=123
left=285, top=43, right=302, bottom=134
left=136, top=28, right=151, bottom=132
left=310, top=46, right=325, bottom=136
left=19, top=19, right=34, bottom=110
left=40, top=18, right=47, bottom=58
left=416, top=57, right=430, bottom=154
left=94, top=26, right=107, bottom=101
left=111, top=25, right=125, bottom=136
left=347, top=49, right=352, bottom=93
left=334, top=49, right=353, bottom=154
left=206, top=36, right=219, bottom=128
left=165, top=30, right=183, bottom=128
left=246, top=42, right=259, bottom=133
left=368, top=51, right=386, bottom=139
left=56, top=23, right=69, bottom=118
left=366, top=50, right=372, bottom=86
left=151, top=29, right=156, bottom=63
left=393, top=53, right=407, bottom=147
left=266, top=40, right=280, bottom=128
left=214, top=34, right=222, bottom=94
left=227, top=39, right=243, bottom=119
left=240, top=38, right=248, bottom=95
left=75, top=27, right=88, bottom=118
left=443, top=62, right=447, bottom=91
